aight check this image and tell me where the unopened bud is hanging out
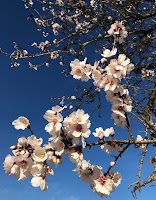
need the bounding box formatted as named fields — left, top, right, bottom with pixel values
left=18, top=137, right=28, bottom=146
left=110, top=161, right=115, bottom=167
left=48, top=168, right=54, bottom=176
left=10, top=145, right=17, bottom=150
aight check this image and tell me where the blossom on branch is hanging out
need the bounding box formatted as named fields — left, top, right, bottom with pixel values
left=12, top=116, right=29, bottom=130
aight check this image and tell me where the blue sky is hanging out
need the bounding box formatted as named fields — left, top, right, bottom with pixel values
left=0, top=0, right=155, bottom=200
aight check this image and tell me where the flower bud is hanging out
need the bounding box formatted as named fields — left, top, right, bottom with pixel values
left=10, top=145, right=17, bottom=150
left=18, top=137, right=28, bottom=146
left=48, top=167, right=54, bottom=176
left=110, top=161, right=115, bottom=167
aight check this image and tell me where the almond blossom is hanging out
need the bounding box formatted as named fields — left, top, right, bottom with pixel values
left=32, top=147, right=48, bottom=162
left=69, top=150, right=84, bottom=164
left=44, top=106, right=63, bottom=132
left=31, top=176, right=48, bottom=191
left=70, top=58, right=92, bottom=82
left=31, top=164, right=44, bottom=177
left=50, top=137, right=65, bottom=156
left=101, top=48, right=117, bottom=58
left=108, top=21, right=128, bottom=43
left=14, top=155, right=33, bottom=180
left=3, top=154, right=15, bottom=175
left=93, top=127, right=105, bottom=139
left=64, top=109, right=91, bottom=141
left=12, top=116, right=29, bottom=130
left=27, top=135, right=43, bottom=148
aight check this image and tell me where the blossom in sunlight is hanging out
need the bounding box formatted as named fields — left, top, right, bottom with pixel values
left=3, top=154, right=15, bottom=175
left=14, top=155, right=33, bottom=180
left=104, top=127, right=115, bottom=137
left=74, top=160, right=93, bottom=185
left=92, top=169, right=121, bottom=197
left=27, top=135, right=43, bottom=148
left=111, top=111, right=126, bottom=128
left=108, top=21, right=127, bottom=43
left=44, top=106, right=63, bottom=132
left=31, top=164, right=44, bottom=177
left=91, top=61, right=103, bottom=86
left=93, top=127, right=105, bottom=139
left=32, top=147, right=48, bottom=162
left=18, top=137, right=28, bottom=146
left=31, top=176, right=48, bottom=191
left=12, top=116, right=29, bottom=130
left=105, top=54, right=134, bottom=79
left=50, top=137, right=65, bottom=156
left=101, top=48, right=117, bottom=58
left=69, top=150, right=84, bottom=164
left=99, top=75, right=119, bottom=92
left=70, top=58, right=92, bottom=82
left=93, top=176, right=114, bottom=197
left=64, top=109, right=91, bottom=140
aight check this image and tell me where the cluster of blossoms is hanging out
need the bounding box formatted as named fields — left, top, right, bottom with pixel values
left=70, top=46, right=134, bottom=128
left=3, top=134, right=51, bottom=191
left=141, top=68, right=155, bottom=80
left=93, top=127, right=123, bottom=154
left=74, top=160, right=122, bottom=197
left=24, top=0, right=33, bottom=9
left=108, top=21, right=128, bottom=43
left=4, top=105, right=123, bottom=197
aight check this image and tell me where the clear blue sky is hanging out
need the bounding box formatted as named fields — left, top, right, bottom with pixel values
left=0, top=1, right=155, bottom=200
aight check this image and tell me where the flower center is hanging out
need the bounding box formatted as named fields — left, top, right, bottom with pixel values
left=76, top=124, right=83, bottom=132
left=52, top=118, right=58, bottom=124
left=98, top=175, right=106, bottom=186
left=38, top=153, right=45, bottom=159
left=77, top=116, right=82, bottom=122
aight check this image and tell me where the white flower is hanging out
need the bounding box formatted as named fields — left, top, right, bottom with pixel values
left=69, top=150, right=83, bottom=164
left=50, top=138, right=65, bottom=156
left=12, top=116, right=29, bottom=130
left=100, top=75, right=118, bottom=92
left=93, top=176, right=114, bottom=197
left=104, top=127, right=115, bottom=137
left=106, top=59, right=127, bottom=79
left=3, top=154, right=15, bottom=175
left=31, top=164, right=44, bottom=177
left=18, top=137, right=28, bottom=146
left=101, top=48, right=117, bottom=58
left=32, top=147, right=47, bottom=162
left=44, top=107, right=63, bottom=132
left=70, top=58, right=91, bottom=82
left=31, top=176, right=48, bottom=191
left=47, top=155, right=62, bottom=168
left=14, top=155, right=33, bottom=180
left=74, top=160, right=92, bottom=184
left=108, top=21, right=127, bottom=43
left=27, top=135, right=43, bottom=148
left=92, top=169, right=121, bottom=197
left=71, top=95, right=76, bottom=100
left=93, top=127, right=105, bottom=139
left=63, top=109, right=91, bottom=139
left=111, top=111, right=126, bottom=128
